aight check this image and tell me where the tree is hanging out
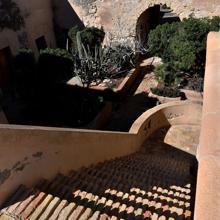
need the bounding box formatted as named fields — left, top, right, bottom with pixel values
left=68, top=26, right=105, bottom=53
left=147, top=16, right=220, bottom=89
left=0, top=0, right=24, bottom=31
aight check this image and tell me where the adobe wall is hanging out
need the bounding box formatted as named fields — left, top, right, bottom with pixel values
left=195, top=32, right=220, bottom=220
left=0, top=100, right=202, bottom=206
left=68, top=0, right=220, bottom=46
left=0, top=125, right=136, bottom=206
left=130, top=101, right=202, bottom=149
left=0, top=0, right=56, bottom=55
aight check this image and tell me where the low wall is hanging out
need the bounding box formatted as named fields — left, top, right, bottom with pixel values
left=0, top=125, right=136, bottom=206
left=79, top=58, right=150, bottom=97
left=195, top=32, right=220, bottom=220
left=86, top=102, right=113, bottom=129
left=0, top=100, right=202, bottom=207
left=130, top=101, right=202, bottom=147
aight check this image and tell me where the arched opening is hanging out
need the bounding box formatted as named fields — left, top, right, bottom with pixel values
left=136, top=4, right=180, bottom=51
left=136, top=5, right=161, bottom=48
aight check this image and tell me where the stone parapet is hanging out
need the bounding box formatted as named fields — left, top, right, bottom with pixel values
left=195, top=32, right=220, bottom=220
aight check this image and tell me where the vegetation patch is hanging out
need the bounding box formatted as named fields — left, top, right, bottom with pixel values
left=151, top=87, right=182, bottom=98
left=38, top=48, right=73, bottom=84
left=68, top=26, right=135, bottom=87
left=147, top=16, right=220, bottom=91
left=0, top=0, right=25, bottom=31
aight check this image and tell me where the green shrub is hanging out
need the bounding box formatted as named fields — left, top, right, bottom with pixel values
left=151, top=87, right=182, bottom=98
left=147, top=22, right=179, bottom=60
left=168, top=35, right=196, bottom=71
left=187, top=75, right=204, bottom=92
left=209, top=16, right=220, bottom=31
left=80, top=26, right=105, bottom=48
left=14, top=49, right=35, bottom=67
left=68, top=26, right=81, bottom=49
left=68, top=26, right=105, bottom=52
left=104, top=45, right=135, bottom=73
left=0, top=0, right=25, bottom=31
left=154, top=64, right=168, bottom=84
left=13, top=49, right=36, bottom=99
left=154, top=64, right=181, bottom=87
left=38, top=48, right=73, bottom=84
left=147, top=16, right=220, bottom=90
left=72, top=41, right=135, bottom=87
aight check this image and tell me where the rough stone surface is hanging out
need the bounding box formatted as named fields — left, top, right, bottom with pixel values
left=68, top=0, right=220, bottom=45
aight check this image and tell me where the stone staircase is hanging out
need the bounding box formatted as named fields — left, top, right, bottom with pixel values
left=0, top=144, right=197, bottom=220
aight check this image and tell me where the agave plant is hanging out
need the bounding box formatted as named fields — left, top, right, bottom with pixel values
left=71, top=30, right=136, bottom=87
left=72, top=32, right=109, bottom=87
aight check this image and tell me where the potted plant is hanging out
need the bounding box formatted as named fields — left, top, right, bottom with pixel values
left=149, top=64, right=185, bottom=103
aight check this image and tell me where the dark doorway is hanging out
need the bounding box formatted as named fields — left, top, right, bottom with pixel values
left=35, top=36, right=47, bottom=51
left=0, top=47, right=12, bottom=89
left=136, top=4, right=180, bottom=51
left=136, top=5, right=161, bottom=48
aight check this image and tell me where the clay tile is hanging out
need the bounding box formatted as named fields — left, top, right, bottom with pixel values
left=143, top=210, right=152, bottom=218
left=126, top=206, right=134, bottom=214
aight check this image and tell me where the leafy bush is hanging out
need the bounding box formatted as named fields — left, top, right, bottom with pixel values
left=147, top=16, right=220, bottom=90
left=68, top=26, right=105, bottom=52
left=71, top=31, right=135, bottom=87
left=154, top=64, right=181, bottom=87
left=0, top=0, right=25, bottom=31
left=68, top=26, right=81, bottom=49
left=14, top=49, right=35, bottom=68
left=104, top=45, right=135, bottom=74
left=38, top=48, right=73, bottom=84
left=187, top=75, right=204, bottom=92
left=80, top=26, right=105, bottom=48
left=147, top=22, right=179, bottom=60
left=73, top=44, right=135, bottom=86
left=13, top=49, right=36, bottom=99
left=151, top=87, right=182, bottom=98
left=209, top=16, right=220, bottom=31
left=154, top=64, right=168, bottom=84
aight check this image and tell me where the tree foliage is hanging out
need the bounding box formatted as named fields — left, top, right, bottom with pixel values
left=0, top=0, right=25, bottom=31
left=147, top=16, right=220, bottom=88
left=38, top=48, right=73, bottom=84
left=13, top=49, right=36, bottom=100
left=68, top=26, right=105, bottom=52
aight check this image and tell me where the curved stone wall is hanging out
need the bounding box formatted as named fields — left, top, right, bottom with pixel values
left=130, top=100, right=202, bottom=148
left=195, top=32, right=220, bottom=220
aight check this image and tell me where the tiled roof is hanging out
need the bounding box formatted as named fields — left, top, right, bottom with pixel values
left=0, top=145, right=197, bottom=220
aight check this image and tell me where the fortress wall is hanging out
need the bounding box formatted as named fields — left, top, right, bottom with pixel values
left=195, top=32, right=220, bottom=220
left=67, top=0, right=220, bottom=46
